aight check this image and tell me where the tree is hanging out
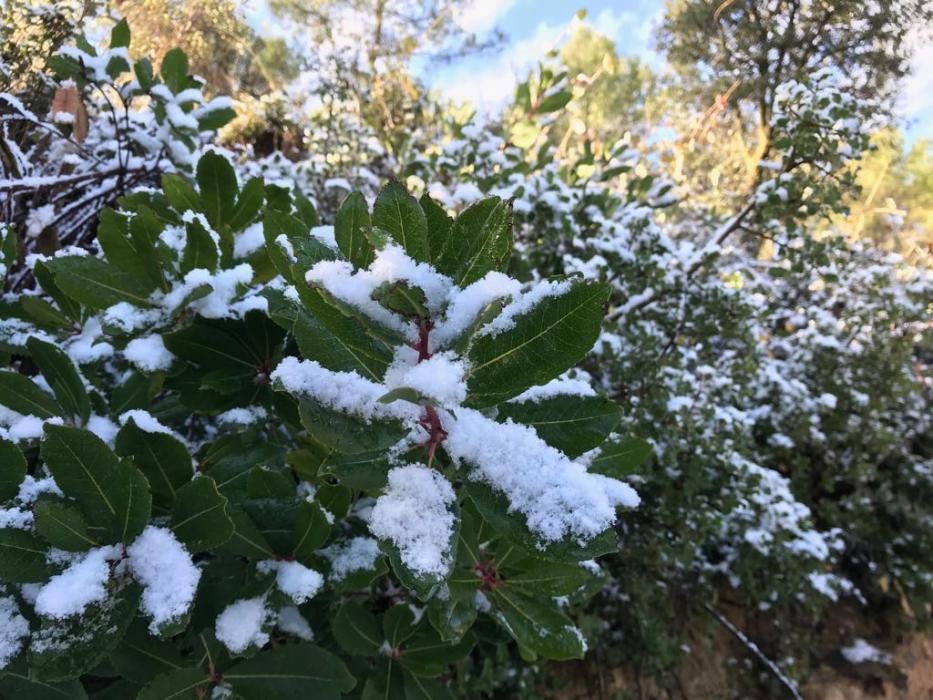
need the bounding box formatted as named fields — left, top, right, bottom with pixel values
left=553, top=25, right=658, bottom=155
left=110, top=0, right=295, bottom=96
left=657, top=0, right=933, bottom=197
left=265, top=0, right=503, bottom=156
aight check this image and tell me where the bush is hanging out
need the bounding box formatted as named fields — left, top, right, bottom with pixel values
left=0, top=18, right=930, bottom=700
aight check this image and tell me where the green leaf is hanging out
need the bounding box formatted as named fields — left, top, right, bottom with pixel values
left=169, top=476, right=234, bottom=552
left=298, top=400, right=406, bottom=455
left=115, top=419, right=192, bottom=508
left=0, top=527, right=49, bottom=581
left=135, top=58, right=155, bottom=91
left=198, top=430, right=284, bottom=499
left=291, top=500, right=331, bottom=562
left=402, top=672, right=452, bottom=700
left=196, top=152, right=238, bottom=235
left=110, top=19, right=131, bottom=48
left=110, top=619, right=186, bottom=685
left=291, top=288, right=393, bottom=379
left=466, top=281, right=610, bottom=407
left=399, top=628, right=475, bottom=678
left=496, top=395, right=622, bottom=458
left=0, top=370, right=62, bottom=418
left=97, top=208, right=151, bottom=286
left=588, top=436, right=653, bottom=479
left=33, top=261, right=81, bottom=321
left=536, top=90, right=572, bottom=114
left=420, top=194, right=453, bottom=264
left=181, top=217, right=219, bottom=274
left=46, top=256, right=154, bottom=309
left=372, top=282, right=429, bottom=320
left=161, top=173, right=201, bottom=213
left=434, top=197, right=511, bottom=286
left=335, top=191, right=374, bottom=269
left=489, top=588, right=585, bottom=660
left=31, top=582, right=140, bottom=681
left=294, top=189, right=320, bottom=228
left=41, top=425, right=151, bottom=544
left=129, top=207, right=168, bottom=292
left=426, top=585, right=477, bottom=643
left=20, top=296, right=73, bottom=330
left=333, top=602, right=382, bottom=656
left=229, top=177, right=265, bottom=232
left=0, top=438, right=26, bottom=501
left=361, top=659, right=405, bottom=700
left=26, top=336, right=90, bottom=423
left=239, top=498, right=302, bottom=555
left=222, top=507, right=276, bottom=559
left=135, top=666, right=209, bottom=700
left=318, top=448, right=393, bottom=490
left=0, top=662, right=88, bottom=699
left=383, top=604, right=417, bottom=649
left=373, top=181, right=429, bottom=262
left=465, top=481, right=617, bottom=563
left=224, top=644, right=356, bottom=699
left=34, top=501, right=96, bottom=552
left=500, top=557, right=590, bottom=597
left=160, top=48, right=188, bottom=94
left=164, top=312, right=283, bottom=375
left=197, top=106, right=236, bottom=131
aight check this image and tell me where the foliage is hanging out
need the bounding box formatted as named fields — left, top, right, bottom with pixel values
left=0, top=7, right=931, bottom=699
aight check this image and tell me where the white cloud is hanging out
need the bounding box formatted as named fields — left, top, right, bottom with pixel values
left=433, top=20, right=567, bottom=111
left=455, top=0, right=518, bottom=34
left=900, top=31, right=933, bottom=127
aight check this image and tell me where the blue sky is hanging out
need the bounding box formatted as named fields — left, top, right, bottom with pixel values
left=423, top=1, right=664, bottom=111
left=426, top=0, right=932, bottom=143
left=242, top=0, right=931, bottom=142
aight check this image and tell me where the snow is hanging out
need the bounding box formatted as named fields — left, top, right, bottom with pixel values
left=0, top=595, right=29, bottom=670
left=306, top=244, right=453, bottom=338
left=234, top=223, right=265, bottom=259
left=476, top=279, right=572, bottom=338
left=216, top=406, right=268, bottom=426
left=124, top=334, right=175, bottom=372
left=277, top=606, right=313, bottom=640
left=429, top=271, right=521, bottom=350
left=160, top=264, right=255, bottom=319
left=310, top=225, right=337, bottom=248
left=16, top=475, right=62, bottom=504
left=510, top=375, right=596, bottom=403
left=841, top=639, right=892, bottom=665
left=369, top=465, right=456, bottom=578
left=443, top=407, right=640, bottom=543
left=65, top=318, right=113, bottom=364
left=126, top=527, right=201, bottom=635
left=215, top=596, right=272, bottom=654
left=25, top=204, right=56, bottom=238
left=384, top=349, right=467, bottom=406
left=86, top=414, right=119, bottom=446
left=271, top=357, right=420, bottom=424
left=0, top=507, right=33, bottom=529
left=103, top=303, right=162, bottom=333
left=34, top=546, right=118, bottom=618
left=321, top=537, right=382, bottom=581
left=119, top=410, right=179, bottom=438
left=256, top=560, right=324, bottom=604
left=666, top=396, right=694, bottom=412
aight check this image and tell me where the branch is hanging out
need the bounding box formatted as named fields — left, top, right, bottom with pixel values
left=703, top=603, right=803, bottom=700
left=607, top=196, right=758, bottom=321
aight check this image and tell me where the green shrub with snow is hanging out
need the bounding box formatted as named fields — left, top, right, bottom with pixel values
left=0, top=139, right=649, bottom=696
left=1, top=16, right=931, bottom=700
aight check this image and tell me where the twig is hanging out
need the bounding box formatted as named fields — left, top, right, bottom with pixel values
left=702, top=603, right=803, bottom=700
left=607, top=196, right=758, bottom=321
